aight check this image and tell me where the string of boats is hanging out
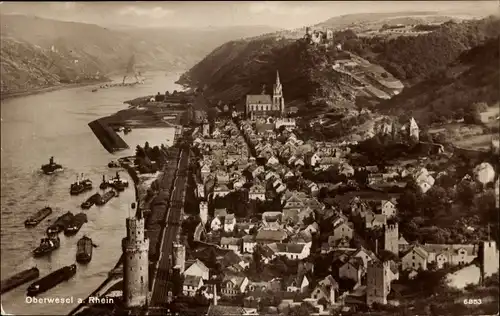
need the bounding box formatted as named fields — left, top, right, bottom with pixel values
left=0, top=157, right=130, bottom=297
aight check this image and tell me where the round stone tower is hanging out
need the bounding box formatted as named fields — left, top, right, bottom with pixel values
left=122, top=203, right=149, bottom=308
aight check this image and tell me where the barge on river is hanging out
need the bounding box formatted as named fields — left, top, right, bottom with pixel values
left=27, top=264, right=77, bottom=297
left=95, top=190, right=116, bottom=206
left=25, top=207, right=52, bottom=227
left=81, top=193, right=101, bottom=210
left=76, top=236, right=94, bottom=264
left=64, top=213, right=88, bottom=236
left=0, top=267, right=40, bottom=295
left=46, top=211, right=74, bottom=234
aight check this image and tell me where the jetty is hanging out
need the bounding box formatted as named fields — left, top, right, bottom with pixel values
left=88, top=119, right=129, bottom=153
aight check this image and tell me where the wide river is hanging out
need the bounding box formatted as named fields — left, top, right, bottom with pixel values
left=0, top=71, right=181, bottom=315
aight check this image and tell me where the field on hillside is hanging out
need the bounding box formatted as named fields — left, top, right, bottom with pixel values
left=453, top=134, right=495, bottom=151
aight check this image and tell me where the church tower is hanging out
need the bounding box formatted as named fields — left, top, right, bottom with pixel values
left=122, top=204, right=149, bottom=308
left=273, top=70, right=285, bottom=116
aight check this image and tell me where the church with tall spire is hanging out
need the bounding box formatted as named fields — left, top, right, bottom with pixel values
left=245, top=70, right=286, bottom=119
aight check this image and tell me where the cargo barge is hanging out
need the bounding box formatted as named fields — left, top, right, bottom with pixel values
left=81, top=193, right=101, bottom=210
left=95, top=190, right=116, bottom=206
left=0, top=267, right=40, bottom=294
left=27, top=264, right=77, bottom=296
left=47, top=211, right=74, bottom=234
left=33, top=235, right=60, bottom=257
left=76, top=236, right=94, bottom=264
left=25, top=207, right=52, bottom=227
left=64, top=213, right=88, bottom=236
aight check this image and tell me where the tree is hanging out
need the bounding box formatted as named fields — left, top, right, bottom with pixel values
left=289, top=303, right=314, bottom=316
left=421, top=185, right=449, bottom=218
left=135, top=145, right=145, bottom=158
left=473, top=102, right=489, bottom=113
left=253, top=244, right=264, bottom=273
left=303, top=213, right=315, bottom=226
left=456, top=181, right=476, bottom=206
left=463, top=104, right=482, bottom=125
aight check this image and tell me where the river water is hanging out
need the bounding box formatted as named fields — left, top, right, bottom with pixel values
left=0, top=71, right=181, bottom=315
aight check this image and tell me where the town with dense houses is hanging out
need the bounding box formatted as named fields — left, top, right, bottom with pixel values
left=164, top=70, right=500, bottom=316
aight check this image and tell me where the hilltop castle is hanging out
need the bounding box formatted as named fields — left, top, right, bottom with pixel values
left=304, top=27, right=342, bottom=50
left=122, top=204, right=149, bottom=308
left=245, top=70, right=285, bottom=120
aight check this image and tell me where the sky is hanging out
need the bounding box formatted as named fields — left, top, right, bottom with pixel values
left=0, top=1, right=497, bottom=29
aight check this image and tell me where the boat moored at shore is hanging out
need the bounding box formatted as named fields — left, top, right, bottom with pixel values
left=26, top=264, right=77, bottom=297
left=108, top=160, right=121, bottom=168
left=46, top=211, right=74, bottom=234
left=0, top=267, right=40, bottom=295
left=25, top=207, right=52, bottom=227
left=109, top=171, right=129, bottom=191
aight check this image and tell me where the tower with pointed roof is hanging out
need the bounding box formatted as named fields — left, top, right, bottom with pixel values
left=122, top=203, right=149, bottom=307
left=409, top=117, right=419, bottom=142
left=273, top=70, right=285, bottom=116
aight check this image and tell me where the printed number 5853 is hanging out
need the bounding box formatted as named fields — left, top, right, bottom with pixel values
left=463, top=299, right=482, bottom=305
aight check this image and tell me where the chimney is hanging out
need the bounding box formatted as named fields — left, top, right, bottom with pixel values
left=213, top=284, right=218, bottom=306
left=375, top=239, right=379, bottom=255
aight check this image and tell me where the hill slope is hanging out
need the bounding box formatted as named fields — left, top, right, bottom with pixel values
left=0, top=15, right=278, bottom=95
left=178, top=16, right=499, bottom=113
left=342, top=16, right=500, bottom=84
left=177, top=37, right=404, bottom=113
left=379, top=36, right=500, bottom=124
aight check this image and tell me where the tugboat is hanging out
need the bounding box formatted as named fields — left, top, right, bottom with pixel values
left=108, top=160, right=121, bottom=168
left=46, top=211, right=74, bottom=234
left=95, top=190, right=116, bottom=206
left=109, top=171, right=129, bottom=191
left=33, top=234, right=60, bottom=257
left=99, top=175, right=109, bottom=190
left=64, top=213, right=88, bottom=236
left=81, top=193, right=101, bottom=210
left=1, top=267, right=40, bottom=295
left=27, top=264, right=77, bottom=296
left=41, top=157, right=63, bottom=175
left=76, top=236, right=96, bottom=264
left=25, top=207, right=52, bottom=227
left=70, top=174, right=93, bottom=195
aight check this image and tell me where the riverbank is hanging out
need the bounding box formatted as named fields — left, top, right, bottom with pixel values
left=89, top=92, right=191, bottom=154
left=70, top=140, right=179, bottom=316
left=0, top=79, right=110, bottom=101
